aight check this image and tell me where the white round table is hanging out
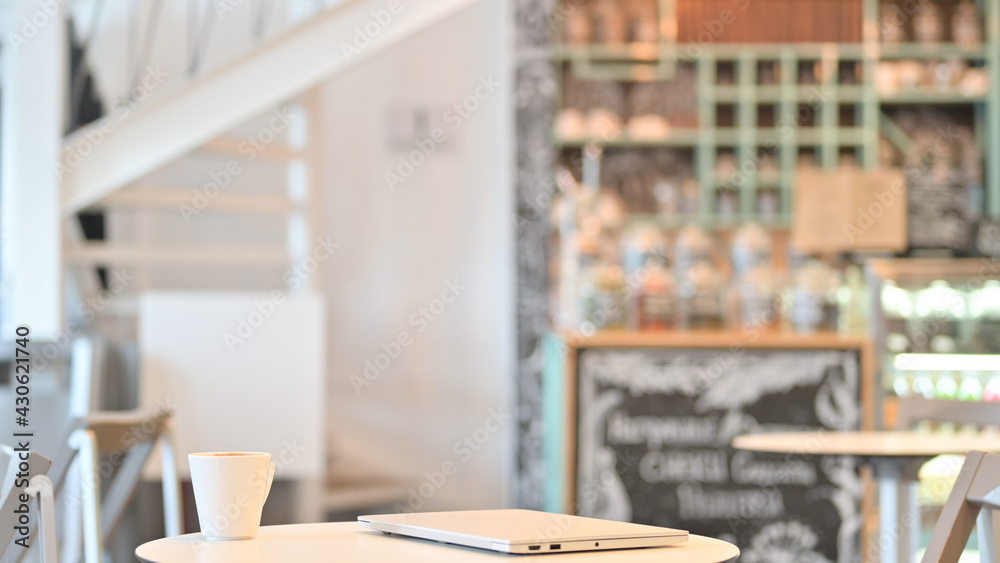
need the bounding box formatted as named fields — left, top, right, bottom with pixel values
left=136, top=522, right=740, bottom=563
left=732, top=430, right=1000, bottom=458
left=733, top=431, right=1000, bottom=563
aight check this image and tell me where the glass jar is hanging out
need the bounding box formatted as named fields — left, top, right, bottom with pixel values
left=934, top=371, right=959, bottom=400
left=680, top=179, right=701, bottom=216
left=882, top=281, right=914, bottom=351
left=731, top=223, right=772, bottom=279
left=622, top=224, right=668, bottom=280
left=632, top=262, right=677, bottom=330
left=971, top=280, right=1000, bottom=353
left=911, top=371, right=936, bottom=399
left=838, top=265, right=868, bottom=335
left=984, top=373, right=1000, bottom=402
left=911, top=280, right=966, bottom=353
left=679, top=261, right=726, bottom=330
left=579, top=264, right=628, bottom=331
left=789, top=260, right=840, bottom=334
left=892, top=367, right=910, bottom=397
left=957, top=372, right=984, bottom=401
left=737, top=264, right=780, bottom=331
left=673, top=226, right=714, bottom=279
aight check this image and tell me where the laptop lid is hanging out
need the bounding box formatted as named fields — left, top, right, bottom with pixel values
left=358, top=509, right=688, bottom=554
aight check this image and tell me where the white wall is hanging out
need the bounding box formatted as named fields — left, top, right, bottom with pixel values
left=318, top=0, right=515, bottom=510
left=0, top=0, right=515, bottom=512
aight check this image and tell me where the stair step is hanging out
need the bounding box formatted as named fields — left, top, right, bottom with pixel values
left=59, top=0, right=479, bottom=216
left=199, top=138, right=304, bottom=161
left=66, top=243, right=289, bottom=266
left=99, top=188, right=296, bottom=214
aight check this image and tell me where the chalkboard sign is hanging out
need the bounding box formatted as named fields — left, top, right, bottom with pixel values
left=574, top=347, right=862, bottom=563
left=907, top=179, right=970, bottom=251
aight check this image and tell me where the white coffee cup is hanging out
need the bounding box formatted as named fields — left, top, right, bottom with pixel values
left=189, top=452, right=275, bottom=540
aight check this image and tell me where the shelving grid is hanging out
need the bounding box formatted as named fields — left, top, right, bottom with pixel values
left=553, top=0, right=1000, bottom=227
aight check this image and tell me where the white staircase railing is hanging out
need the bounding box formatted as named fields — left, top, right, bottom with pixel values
left=2, top=0, right=480, bottom=338
left=61, top=0, right=480, bottom=216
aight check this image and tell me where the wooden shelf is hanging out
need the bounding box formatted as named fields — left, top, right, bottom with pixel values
left=555, top=127, right=866, bottom=148
left=553, top=43, right=869, bottom=61
left=560, top=329, right=869, bottom=350
left=554, top=42, right=986, bottom=62
left=879, top=91, right=989, bottom=104
left=877, top=43, right=988, bottom=60
left=715, top=84, right=866, bottom=103
left=867, top=258, right=997, bottom=286
left=622, top=214, right=791, bottom=231
left=550, top=0, right=1000, bottom=227
left=554, top=130, right=701, bottom=148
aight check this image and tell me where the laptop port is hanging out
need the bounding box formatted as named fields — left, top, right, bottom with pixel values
left=550, top=544, right=562, bottom=550
left=528, top=546, right=541, bottom=551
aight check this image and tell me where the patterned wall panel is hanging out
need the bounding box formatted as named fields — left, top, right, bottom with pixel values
left=514, top=0, right=557, bottom=509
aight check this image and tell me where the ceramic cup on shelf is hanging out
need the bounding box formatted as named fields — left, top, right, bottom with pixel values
left=912, top=2, right=943, bottom=44
left=189, top=452, right=275, bottom=540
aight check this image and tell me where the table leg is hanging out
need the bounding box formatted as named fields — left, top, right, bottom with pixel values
left=894, top=477, right=919, bottom=563
left=873, top=459, right=924, bottom=563
left=878, top=474, right=899, bottom=563
left=294, top=476, right=325, bottom=524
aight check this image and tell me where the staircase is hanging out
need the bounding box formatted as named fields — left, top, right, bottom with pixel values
left=1, top=0, right=481, bottom=337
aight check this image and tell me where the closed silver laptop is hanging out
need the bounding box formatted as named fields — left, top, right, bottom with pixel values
left=358, top=509, right=688, bottom=554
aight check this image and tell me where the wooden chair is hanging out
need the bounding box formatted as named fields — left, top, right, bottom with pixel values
left=882, top=397, right=1000, bottom=561
left=46, top=408, right=183, bottom=563
left=922, top=451, right=1000, bottom=563
left=0, top=446, right=55, bottom=562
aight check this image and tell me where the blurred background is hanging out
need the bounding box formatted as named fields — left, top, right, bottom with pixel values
left=1, top=0, right=1000, bottom=561
left=0, top=0, right=514, bottom=559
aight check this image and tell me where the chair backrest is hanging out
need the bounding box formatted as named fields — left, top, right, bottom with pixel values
left=895, top=396, right=1000, bottom=430
left=0, top=445, right=53, bottom=561
left=48, top=408, right=171, bottom=493
left=82, top=409, right=174, bottom=542
left=47, top=407, right=182, bottom=562
left=922, top=451, right=1000, bottom=563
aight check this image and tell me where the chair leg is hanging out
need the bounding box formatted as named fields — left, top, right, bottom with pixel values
left=69, top=429, right=102, bottom=563
left=159, top=424, right=183, bottom=537
left=59, top=459, right=83, bottom=563
left=26, top=475, right=58, bottom=563
left=978, top=509, right=1000, bottom=563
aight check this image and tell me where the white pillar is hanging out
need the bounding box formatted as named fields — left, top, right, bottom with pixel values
left=1, top=0, right=67, bottom=340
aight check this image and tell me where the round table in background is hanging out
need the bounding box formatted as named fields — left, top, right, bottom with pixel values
left=733, top=430, right=1000, bottom=563
left=136, top=522, right=740, bottom=563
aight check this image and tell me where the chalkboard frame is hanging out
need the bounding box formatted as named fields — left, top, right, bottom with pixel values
left=562, top=331, right=874, bottom=554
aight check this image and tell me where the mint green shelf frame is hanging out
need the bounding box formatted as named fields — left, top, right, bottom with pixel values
left=696, top=51, right=717, bottom=226
left=988, top=0, right=1000, bottom=219
left=737, top=51, right=758, bottom=220
left=553, top=0, right=1000, bottom=225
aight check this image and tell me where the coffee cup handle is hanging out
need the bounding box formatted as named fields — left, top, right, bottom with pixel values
left=263, top=462, right=275, bottom=503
